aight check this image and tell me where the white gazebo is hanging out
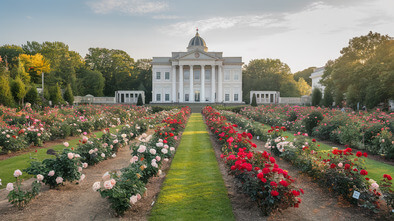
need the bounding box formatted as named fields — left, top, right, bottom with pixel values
left=151, top=30, right=243, bottom=103
left=115, top=91, right=145, bottom=104
left=250, top=91, right=280, bottom=104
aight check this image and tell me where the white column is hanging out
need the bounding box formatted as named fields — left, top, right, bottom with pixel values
left=218, top=65, right=223, bottom=102
left=190, top=65, right=194, bottom=102
left=172, top=65, right=176, bottom=102
left=179, top=65, right=183, bottom=102
left=201, top=65, right=205, bottom=102
left=211, top=65, right=215, bottom=102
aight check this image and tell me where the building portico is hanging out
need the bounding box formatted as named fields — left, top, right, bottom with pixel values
left=151, top=30, right=243, bottom=104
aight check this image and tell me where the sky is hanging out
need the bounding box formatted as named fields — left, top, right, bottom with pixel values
left=0, top=0, right=393, bottom=72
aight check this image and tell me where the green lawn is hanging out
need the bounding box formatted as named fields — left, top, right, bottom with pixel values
left=0, top=126, right=120, bottom=189
left=149, top=113, right=234, bottom=221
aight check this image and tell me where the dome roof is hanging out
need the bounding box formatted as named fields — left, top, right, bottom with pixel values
left=187, top=30, right=208, bottom=52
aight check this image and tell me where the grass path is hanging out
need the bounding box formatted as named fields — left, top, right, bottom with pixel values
left=0, top=126, right=121, bottom=189
left=149, top=113, right=234, bottom=221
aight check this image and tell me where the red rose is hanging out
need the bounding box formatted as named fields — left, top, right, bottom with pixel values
left=360, top=169, right=368, bottom=176
left=279, top=180, right=289, bottom=187
left=330, top=163, right=336, bottom=169
left=271, top=190, right=279, bottom=197
left=260, top=178, right=267, bottom=183
left=262, top=167, right=270, bottom=174
left=257, top=172, right=264, bottom=179
left=363, top=152, right=368, bottom=157
left=269, top=157, right=276, bottom=164
left=344, top=164, right=350, bottom=169
left=312, top=139, right=316, bottom=142
left=270, top=181, right=277, bottom=187
left=292, top=190, right=300, bottom=196
left=230, top=165, right=236, bottom=170
left=300, top=188, right=304, bottom=194
left=356, top=151, right=362, bottom=157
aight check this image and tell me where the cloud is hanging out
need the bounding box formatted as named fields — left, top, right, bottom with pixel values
left=161, top=14, right=288, bottom=36
left=152, top=15, right=180, bottom=20
left=87, top=0, right=168, bottom=15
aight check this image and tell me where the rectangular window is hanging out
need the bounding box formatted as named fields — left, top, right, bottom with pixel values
left=156, top=72, right=161, bottom=80
left=126, top=94, right=129, bottom=98
left=130, top=94, right=134, bottom=98
left=165, top=94, right=170, bottom=101
left=194, top=70, right=200, bottom=80
left=225, top=94, right=230, bottom=101
left=234, top=94, right=239, bottom=101
left=184, top=70, right=190, bottom=80
left=156, top=94, right=161, bottom=101
left=224, top=71, right=230, bottom=80
left=185, top=94, right=189, bottom=102
left=165, top=72, right=170, bottom=80
left=234, top=72, right=239, bottom=80
left=205, top=70, right=210, bottom=80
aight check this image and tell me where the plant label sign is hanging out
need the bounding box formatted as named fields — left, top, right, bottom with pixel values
left=352, top=190, right=360, bottom=199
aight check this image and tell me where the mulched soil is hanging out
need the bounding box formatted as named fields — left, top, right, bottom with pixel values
left=0, top=129, right=181, bottom=221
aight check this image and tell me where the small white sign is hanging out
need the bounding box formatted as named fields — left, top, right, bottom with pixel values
left=352, top=191, right=360, bottom=199
left=257, top=136, right=260, bottom=140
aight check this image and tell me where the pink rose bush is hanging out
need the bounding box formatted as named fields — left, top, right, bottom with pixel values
left=95, top=107, right=190, bottom=216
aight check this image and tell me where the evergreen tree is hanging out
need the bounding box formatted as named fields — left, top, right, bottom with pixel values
left=50, top=83, right=64, bottom=105
left=10, top=76, right=26, bottom=106
left=25, top=85, right=38, bottom=105
left=322, top=86, right=334, bottom=107
left=63, top=84, right=74, bottom=105
left=311, top=88, right=322, bottom=106
left=0, top=76, right=14, bottom=106
left=251, top=93, right=257, bottom=107
left=136, top=93, right=143, bottom=106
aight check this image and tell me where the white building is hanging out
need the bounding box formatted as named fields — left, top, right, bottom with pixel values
left=310, top=67, right=325, bottom=94
left=151, top=30, right=243, bottom=103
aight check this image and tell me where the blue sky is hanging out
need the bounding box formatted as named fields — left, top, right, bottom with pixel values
left=1, top=0, right=393, bottom=72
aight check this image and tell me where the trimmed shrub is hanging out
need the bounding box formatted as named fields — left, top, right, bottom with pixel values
left=302, top=111, right=324, bottom=135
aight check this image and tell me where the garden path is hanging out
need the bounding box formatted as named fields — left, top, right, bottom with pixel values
left=149, top=113, right=234, bottom=220
left=0, top=130, right=160, bottom=221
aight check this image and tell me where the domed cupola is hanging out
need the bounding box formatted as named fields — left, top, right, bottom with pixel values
left=187, top=29, right=208, bottom=52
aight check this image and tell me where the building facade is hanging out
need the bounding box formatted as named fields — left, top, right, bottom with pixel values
left=151, top=31, right=243, bottom=103
left=310, top=67, right=325, bottom=94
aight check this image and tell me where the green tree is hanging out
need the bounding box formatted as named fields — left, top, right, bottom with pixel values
left=63, top=84, right=74, bottom=105
left=322, top=85, right=334, bottom=107
left=293, top=67, right=315, bottom=86
left=243, top=58, right=296, bottom=102
left=311, top=88, right=322, bottom=106
left=77, top=69, right=105, bottom=96
left=0, top=76, right=14, bottom=106
left=50, top=83, right=64, bottom=105
left=25, top=85, right=38, bottom=105
left=137, top=94, right=143, bottom=106
left=85, top=48, right=135, bottom=96
left=135, top=59, right=152, bottom=103
left=11, top=76, right=27, bottom=106
left=321, top=32, right=391, bottom=108
left=251, top=93, right=257, bottom=106
left=0, top=45, right=24, bottom=70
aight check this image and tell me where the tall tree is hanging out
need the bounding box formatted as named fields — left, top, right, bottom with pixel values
left=243, top=58, right=299, bottom=102
left=10, top=76, right=27, bottom=106
left=321, top=32, right=391, bottom=109
left=18, top=53, right=51, bottom=83
left=293, top=67, right=315, bottom=86
left=0, top=76, right=14, bottom=106
left=296, top=77, right=311, bottom=95
left=0, top=45, right=24, bottom=70
left=85, top=48, right=135, bottom=96
left=77, top=69, right=105, bottom=96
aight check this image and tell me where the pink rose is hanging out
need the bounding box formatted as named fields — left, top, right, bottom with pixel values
left=156, top=156, right=161, bottom=161
left=48, top=170, right=55, bottom=177
left=37, top=174, right=44, bottom=181
left=63, top=142, right=69, bottom=147
left=79, top=174, right=85, bottom=182
left=13, top=169, right=22, bottom=178
left=56, top=177, right=63, bottom=184
left=130, top=195, right=138, bottom=204
left=161, top=148, right=168, bottom=154
left=149, top=149, right=156, bottom=155
left=67, top=152, right=74, bottom=160
left=6, top=183, right=14, bottom=191
left=82, top=162, right=88, bottom=168
left=110, top=179, right=116, bottom=186
left=92, top=182, right=101, bottom=191
left=130, top=156, right=138, bottom=164
left=103, top=180, right=113, bottom=189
